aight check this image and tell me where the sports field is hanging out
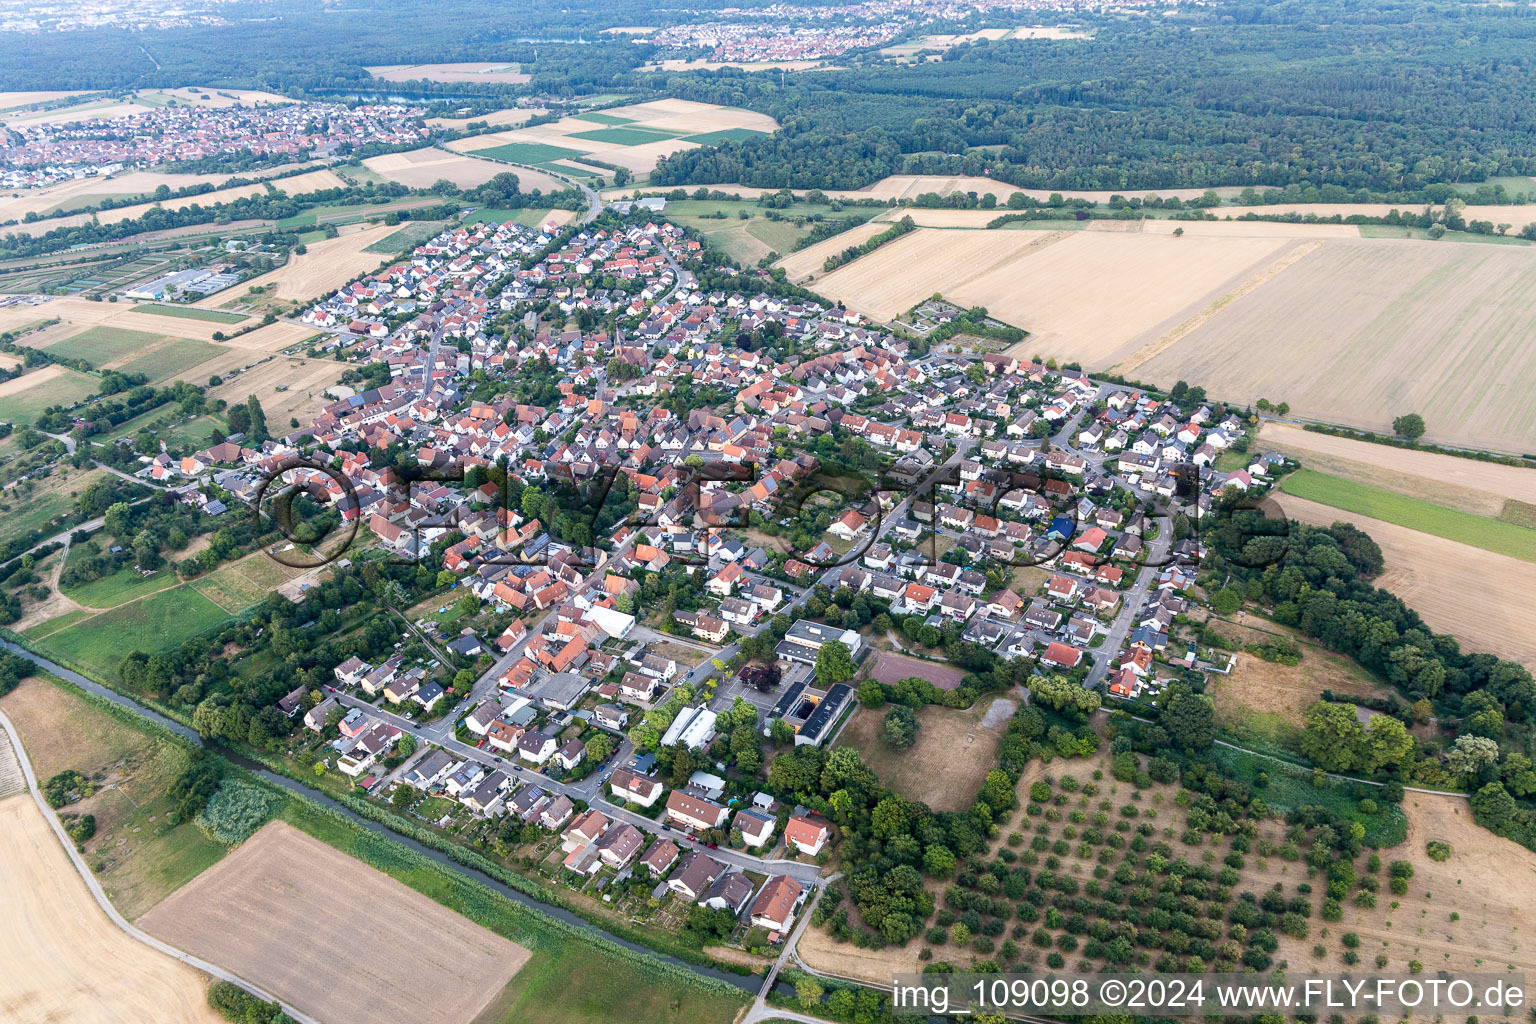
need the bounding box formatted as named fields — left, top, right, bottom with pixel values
left=1279, top=469, right=1536, bottom=563
left=139, top=821, right=531, bottom=1024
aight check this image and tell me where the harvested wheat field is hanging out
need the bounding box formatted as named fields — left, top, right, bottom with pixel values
left=774, top=221, right=890, bottom=280
left=368, top=62, right=530, bottom=84
left=1139, top=217, right=1360, bottom=238
left=811, top=227, right=1067, bottom=319
left=208, top=223, right=390, bottom=305
left=426, top=106, right=544, bottom=131
left=1276, top=492, right=1536, bottom=668
left=959, top=230, right=1292, bottom=365
left=0, top=794, right=224, bottom=1024
left=140, top=820, right=530, bottom=1024
left=141, top=87, right=292, bottom=108
left=0, top=169, right=232, bottom=223
left=453, top=99, right=778, bottom=176
left=366, top=146, right=531, bottom=189
left=1259, top=422, right=1536, bottom=517
left=1134, top=240, right=1536, bottom=452
left=7, top=296, right=227, bottom=343
left=8, top=169, right=349, bottom=236
left=0, top=89, right=88, bottom=110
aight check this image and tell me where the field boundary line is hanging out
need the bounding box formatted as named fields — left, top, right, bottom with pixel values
left=0, top=707, right=325, bottom=1024
left=1111, top=239, right=1322, bottom=377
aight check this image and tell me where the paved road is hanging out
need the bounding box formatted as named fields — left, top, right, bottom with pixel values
left=0, top=708, right=325, bottom=1024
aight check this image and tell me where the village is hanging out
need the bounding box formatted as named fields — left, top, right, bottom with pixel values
left=0, top=99, right=428, bottom=189
left=102, top=202, right=1288, bottom=960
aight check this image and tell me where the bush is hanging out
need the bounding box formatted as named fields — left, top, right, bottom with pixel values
left=1426, top=841, right=1452, bottom=862
left=62, top=812, right=96, bottom=843
left=207, top=981, right=293, bottom=1024
left=195, top=780, right=278, bottom=845
left=43, top=769, right=93, bottom=808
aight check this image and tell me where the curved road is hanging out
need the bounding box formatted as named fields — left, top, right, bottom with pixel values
left=0, top=707, right=324, bottom=1024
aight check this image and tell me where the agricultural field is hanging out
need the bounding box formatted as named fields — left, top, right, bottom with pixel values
left=807, top=227, right=1064, bottom=318
left=32, top=325, right=221, bottom=383
left=425, top=106, right=545, bottom=131
left=0, top=364, right=98, bottom=423
left=1279, top=468, right=1536, bottom=563
left=5, top=296, right=235, bottom=343
left=1, top=676, right=228, bottom=920
left=453, top=98, right=777, bottom=177
left=461, top=208, right=576, bottom=229
left=838, top=697, right=1012, bottom=811
left=0, top=793, right=224, bottom=1024
left=1275, top=492, right=1536, bottom=669
left=202, top=353, right=349, bottom=425
left=139, top=820, right=531, bottom=1024
left=669, top=199, right=883, bottom=265
left=209, top=222, right=390, bottom=310
left=130, top=303, right=246, bottom=325
left=38, top=584, right=232, bottom=681
left=879, top=26, right=1088, bottom=56
left=1132, top=240, right=1536, bottom=452
left=774, top=220, right=890, bottom=280
left=363, top=219, right=450, bottom=253
left=364, top=146, right=529, bottom=190
left=7, top=168, right=349, bottom=236
left=939, top=230, right=1294, bottom=367
left=1257, top=422, right=1536, bottom=519
left=367, top=62, right=529, bottom=84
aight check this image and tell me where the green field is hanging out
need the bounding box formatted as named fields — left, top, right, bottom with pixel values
left=40, top=325, right=164, bottom=364
left=473, top=141, right=589, bottom=166
left=131, top=303, right=247, bottom=324
left=21, top=608, right=91, bottom=639
left=61, top=557, right=181, bottom=609
left=683, top=128, right=769, bottom=145
left=567, top=126, right=678, bottom=146
left=0, top=366, right=97, bottom=422
left=1280, top=468, right=1536, bottom=563
left=363, top=220, right=449, bottom=254
left=572, top=112, right=635, bottom=126
left=40, top=584, right=232, bottom=679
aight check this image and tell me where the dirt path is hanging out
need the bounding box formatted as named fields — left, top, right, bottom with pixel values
left=11, top=537, right=81, bottom=634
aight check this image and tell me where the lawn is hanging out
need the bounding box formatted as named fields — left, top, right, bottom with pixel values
left=1279, top=468, right=1536, bottom=563
left=39, top=584, right=233, bottom=680
left=0, top=366, right=97, bottom=422
left=473, top=141, right=589, bottom=166
left=567, top=126, right=679, bottom=146
left=683, top=128, right=769, bottom=145
left=130, top=303, right=247, bottom=325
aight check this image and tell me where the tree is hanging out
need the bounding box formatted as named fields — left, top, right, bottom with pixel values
left=1159, top=683, right=1215, bottom=751
left=1446, top=734, right=1499, bottom=779
left=1209, top=585, right=1243, bottom=615
left=1392, top=413, right=1426, bottom=440
left=244, top=394, right=269, bottom=439
left=857, top=679, right=886, bottom=708
left=881, top=704, right=920, bottom=749
left=814, top=640, right=854, bottom=687
left=103, top=501, right=132, bottom=539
